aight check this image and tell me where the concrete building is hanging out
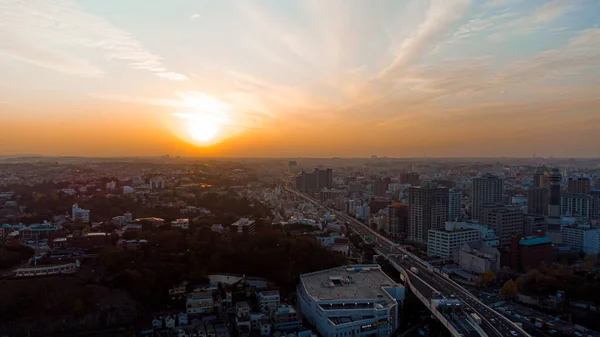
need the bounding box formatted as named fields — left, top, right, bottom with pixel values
left=527, top=187, right=548, bottom=216
left=523, top=215, right=547, bottom=236
left=257, top=290, right=280, bottom=314
left=295, top=169, right=333, bottom=193
left=150, top=176, right=165, bottom=190
left=171, top=218, right=190, bottom=230
left=481, top=204, right=524, bottom=247
left=448, top=189, right=462, bottom=221
left=471, top=173, right=503, bottom=222
left=507, top=236, right=552, bottom=272
left=230, top=218, right=256, bottom=236
left=561, top=194, right=592, bottom=220
left=271, top=305, right=303, bottom=331
left=408, top=183, right=449, bottom=244
left=427, top=222, right=481, bottom=259
left=561, top=224, right=600, bottom=254
left=547, top=168, right=562, bottom=221
left=399, top=172, right=420, bottom=186
left=71, top=203, right=90, bottom=223
left=386, top=204, right=408, bottom=239
left=297, top=265, right=404, bottom=337
left=187, top=291, right=214, bottom=314
left=458, top=242, right=501, bottom=274
left=568, top=177, right=591, bottom=194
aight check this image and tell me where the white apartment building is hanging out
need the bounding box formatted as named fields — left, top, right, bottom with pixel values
left=257, top=290, right=280, bottom=314
left=72, top=203, right=90, bottom=223
left=427, top=222, right=481, bottom=259
left=187, top=291, right=214, bottom=314
left=561, top=224, right=600, bottom=254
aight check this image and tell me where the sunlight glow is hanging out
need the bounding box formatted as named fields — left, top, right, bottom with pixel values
left=187, top=115, right=221, bottom=142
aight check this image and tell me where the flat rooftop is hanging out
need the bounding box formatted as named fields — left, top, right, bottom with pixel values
left=300, top=265, right=399, bottom=305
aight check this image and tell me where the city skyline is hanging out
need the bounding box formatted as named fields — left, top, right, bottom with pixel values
left=1, top=0, right=600, bottom=158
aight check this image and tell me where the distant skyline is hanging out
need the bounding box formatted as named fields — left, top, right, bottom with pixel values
left=1, top=0, right=600, bottom=158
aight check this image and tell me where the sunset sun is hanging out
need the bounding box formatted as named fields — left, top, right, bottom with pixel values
left=187, top=115, right=221, bottom=142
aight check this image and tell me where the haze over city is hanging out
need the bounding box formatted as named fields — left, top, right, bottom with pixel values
left=1, top=0, right=600, bottom=158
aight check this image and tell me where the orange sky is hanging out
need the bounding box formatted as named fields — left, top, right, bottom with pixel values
left=1, top=0, right=600, bottom=158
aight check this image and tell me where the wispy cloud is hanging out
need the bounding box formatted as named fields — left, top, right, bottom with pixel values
left=190, top=13, right=201, bottom=20
left=379, top=0, right=472, bottom=78
left=0, top=0, right=187, bottom=80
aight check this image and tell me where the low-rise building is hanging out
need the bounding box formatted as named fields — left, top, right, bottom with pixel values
left=458, top=242, right=500, bottom=274
left=187, top=291, right=214, bottom=314
left=272, top=305, right=303, bottom=331
left=507, top=235, right=552, bottom=271
left=236, top=301, right=250, bottom=317
left=427, top=222, right=481, bottom=259
left=230, top=218, right=256, bottom=236
left=171, top=218, right=190, bottom=230
left=72, top=203, right=90, bottom=223
left=258, top=290, right=280, bottom=314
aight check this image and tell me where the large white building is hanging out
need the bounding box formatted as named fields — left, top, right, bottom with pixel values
left=297, top=265, right=404, bottom=337
left=72, top=203, right=90, bottom=223
left=427, top=222, right=481, bottom=259
left=458, top=242, right=501, bottom=274
left=561, top=224, right=600, bottom=254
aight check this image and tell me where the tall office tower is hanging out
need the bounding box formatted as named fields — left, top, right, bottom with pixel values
left=373, top=178, right=388, bottom=197
left=592, top=190, right=600, bottom=221
left=533, top=167, right=546, bottom=188
left=448, top=189, right=462, bottom=221
left=408, top=183, right=449, bottom=244
left=295, top=168, right=333, bottom=192
left=527, top=187, right=549, bottom=216
left=547, top=168, right=562, bottom=221
left=471, top=173, right=504, bottom=222
left=400, top=172, right=421, bottom=186
left=387, top=204, right=409, bottom=239
left=567, top=177, right=591, bottom=194
left=482, top=204, right=524, bottom=247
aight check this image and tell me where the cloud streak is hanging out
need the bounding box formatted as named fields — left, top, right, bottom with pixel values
left=0, top=0, right=187, bottom=80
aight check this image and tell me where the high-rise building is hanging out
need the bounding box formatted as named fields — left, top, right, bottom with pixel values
left=561, top=194, right=592, bottom=220
left=471, top=173, right=504, bottom=221
left=481, top=204, right=524, bottom=246
left=387, top=204, right=409, bottom=239
left=448, top=189, right=462, bottom=221
left=533, top=167, right=546, bottom=188
left=400, top=172, right=420, bottom=186
left=373, top=178, right=388, bottom=197
left=527, top=187, right=548, bottom=216
left=523, top=215, right=547, bottom=236
left=547, top=168, right=562, bottom=221
left=295, top=168, right=333, bottom=192
left=591, top=190, right=600, bottom=221
left=408, top=183, right=449, bottom=244
left=568, top=177, right=591, bottom=194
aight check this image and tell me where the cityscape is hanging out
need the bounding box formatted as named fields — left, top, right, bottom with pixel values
left=2, top=0, right=600, bottom=337
left=1, top=157, right=600, bottom=337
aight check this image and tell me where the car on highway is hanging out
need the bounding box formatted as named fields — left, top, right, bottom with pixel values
left=510, top=330, right=518, bottom=336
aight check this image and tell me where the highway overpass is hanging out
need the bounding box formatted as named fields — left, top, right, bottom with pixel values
left=285, top=187, right=530, bottom=337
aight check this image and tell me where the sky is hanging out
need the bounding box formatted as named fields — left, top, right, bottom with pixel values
left=1, top=0, right=599, bottom=158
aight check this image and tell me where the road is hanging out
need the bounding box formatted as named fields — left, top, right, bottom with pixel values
left=286, top=187, right=530, bottom=337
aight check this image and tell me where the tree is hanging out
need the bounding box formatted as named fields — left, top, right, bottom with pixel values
left=501, top=279, right=518, bottom=298
left=483, top=270, right=496, bottom=284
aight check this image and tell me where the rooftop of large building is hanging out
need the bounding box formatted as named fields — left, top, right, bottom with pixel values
left=519, top=236, right=552, bottom=246
left=299, top=265, right=399, bottom=305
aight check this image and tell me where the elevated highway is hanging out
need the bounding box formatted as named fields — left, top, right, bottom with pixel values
left=286, top=187, right=530, bottom=337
